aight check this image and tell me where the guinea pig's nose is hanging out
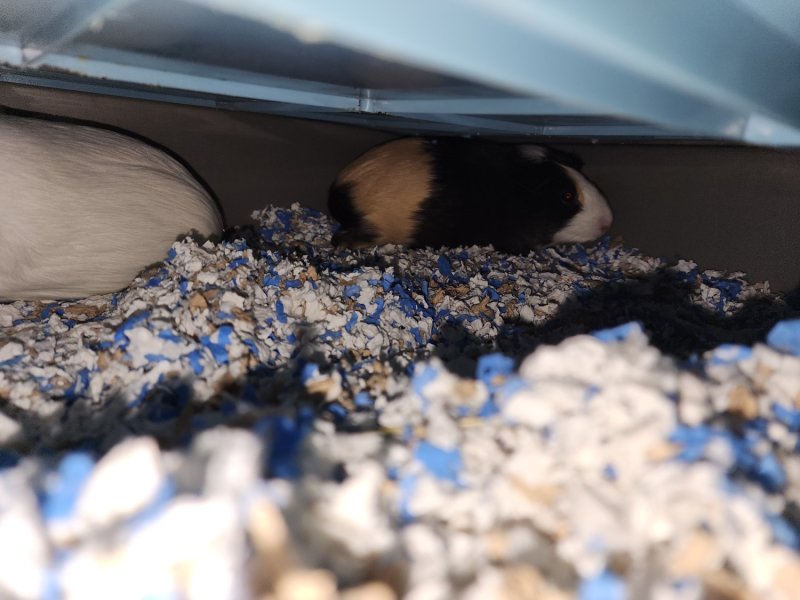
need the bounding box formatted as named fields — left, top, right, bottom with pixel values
left=598, top=218, right=612, bottom=233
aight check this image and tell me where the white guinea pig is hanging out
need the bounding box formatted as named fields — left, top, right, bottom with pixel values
left=329, top=137, right=613, bottom=253
left=0, top=114, right=223, bottom=301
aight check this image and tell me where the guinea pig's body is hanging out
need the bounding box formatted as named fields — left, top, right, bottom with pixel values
left=0, top=115, right=223, bottom=300
left=328, top=137, right=612, bottom=254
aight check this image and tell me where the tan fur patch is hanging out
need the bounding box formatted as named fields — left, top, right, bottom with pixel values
left=337, top=138, right=432, bottom=245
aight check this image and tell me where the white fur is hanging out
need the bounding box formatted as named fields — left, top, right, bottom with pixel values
left=519, top=145, right=548, bottom=162
left=551, top=165, right=613, bottom=243
left=0, top=115, right=223, bottom=300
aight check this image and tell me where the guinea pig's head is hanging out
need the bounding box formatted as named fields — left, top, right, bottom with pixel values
left=521, top=146, right=613, bottom=245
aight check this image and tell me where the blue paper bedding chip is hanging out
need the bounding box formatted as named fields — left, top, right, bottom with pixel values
left=158, top=330, right=183, bottom=344
left=437, top=256, right=453, bottom=278
left=324, top=402, right=348, bottom=422
left=767, top=319, right=800, bottom=355
left=755, top=453, right=787, bottom=492
left=0, top=450, right=20, bottom=470
left=228, top=257, right=249, bottom=269
left=414, top=441, right=463, bottom=485
left=353, top=391, right=373, bottom=409
left=364, top=298, right=385, bottom=325
left=186, top=350, right=204, bottom=375
left=275, top=300, right=288, bottom=324
left=344, top=312, right=359, bottom=333
left=275, top=210, right=292, bottom=231
left=344, top=285, right=361, bottom=299
left=0, top=354, right=24, bottom=368
left=773, top=403, right=800, bottom=430
left=714, top=279, right=743, bottom=302
left=476, top=353, right=514, bottom=387
left=578, top=570, right=626, bottom=600
left=709, top=344, right=753, bottom=365
left=398, top=473, right=419, bottom=525
left=477, top=399, right=500, bottom=418
left=592, top=321, right=642, bottom=343
left=669, top=425, right=713, bottom=463
left=41, top=452, right=95, bottom=521
left=263, top=275, right=281, bottom=287
left=114, top=311, right=152, bottom=347
left=572, top=246, right=589, bottom=265
left=602, top=464, right=618, bottom=481
left=259, top=408, right=315, bottom=479
left=199, top=325, right=234, bottom=364
left=766, top=513, right=800, bottom=550
left=144, top=353, right=171, bottom=363
left=412, top=365, right=439, bottom=399
left=242, top=338, right=260, bottom=357
left=63, top=369, right=91, bottom=402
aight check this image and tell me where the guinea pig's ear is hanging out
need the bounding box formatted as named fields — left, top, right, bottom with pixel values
left=544, top=147, right=584, bottom=172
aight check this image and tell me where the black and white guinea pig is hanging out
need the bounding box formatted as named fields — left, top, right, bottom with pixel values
left=0, top=114, right=223, bottom=301
left=328, top=137, right=612, bottom=254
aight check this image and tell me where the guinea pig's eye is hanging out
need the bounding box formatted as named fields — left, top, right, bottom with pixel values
left=561, top=191, right=575, bottom=204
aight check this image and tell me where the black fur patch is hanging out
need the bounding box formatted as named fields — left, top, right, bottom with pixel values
left=328, top=181, right=378, bottom=247
left=409, top=139, right=582, bottom=253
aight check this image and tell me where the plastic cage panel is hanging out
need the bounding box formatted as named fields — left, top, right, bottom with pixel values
left=1, top=0, right=800, bottom=144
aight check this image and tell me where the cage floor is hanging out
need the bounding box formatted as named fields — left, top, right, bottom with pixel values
left=1, top=204, right=800, bottom=600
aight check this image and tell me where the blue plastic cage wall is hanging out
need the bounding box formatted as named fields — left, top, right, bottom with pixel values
left=1, top=0, right=800, bottom=145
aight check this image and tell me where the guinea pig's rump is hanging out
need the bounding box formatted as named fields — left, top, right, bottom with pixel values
left=0, top=115, right=223, bottom=300
left=328, top=182, right=379, bottom=248
left=328, top=138, right=433, bottom=248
